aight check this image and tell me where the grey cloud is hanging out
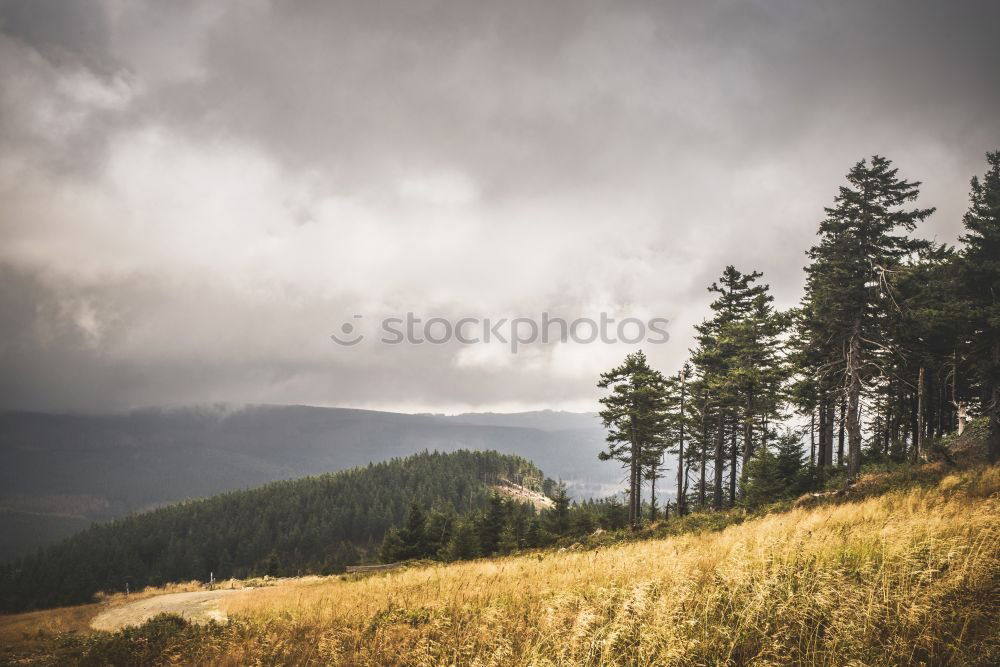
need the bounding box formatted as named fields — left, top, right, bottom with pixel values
left=0, top=0, right=998, bottom=412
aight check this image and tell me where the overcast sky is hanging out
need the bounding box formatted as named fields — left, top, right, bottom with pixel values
left=1, top=0, right=998, bottom=414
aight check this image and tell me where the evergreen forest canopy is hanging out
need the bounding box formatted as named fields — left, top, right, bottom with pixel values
left=596, top=152, right=1000, bottom=529
left=0, top=450, right=554, bottom=611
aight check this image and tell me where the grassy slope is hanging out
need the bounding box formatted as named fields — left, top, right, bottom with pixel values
left=13, top=463, right=998, bottom=666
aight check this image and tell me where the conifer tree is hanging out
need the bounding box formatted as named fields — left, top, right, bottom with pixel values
left=548, top=485, right=571, bottom=534
left=398, top=502, right=429, bottom=559
left=691, top=266, right=785, bottom=504
left=741, top=431, right=805, bottom=507
left=477, top=494, right=506, bottom=555
left=444, top=519, right=479, bottom=561
left=804, top=156, right=934, bottom=480
left=597, top=350, right=671, bottom=529
left=379, top=527, right=404, bottom=563
left=675, top=363, right=691, bottom=515
left=424, top=507, right=456, bottom=558
left=958, top=152, right=1000, bottom=462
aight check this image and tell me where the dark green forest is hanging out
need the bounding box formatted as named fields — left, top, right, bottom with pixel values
left=0, top=450, right=550, bottom=611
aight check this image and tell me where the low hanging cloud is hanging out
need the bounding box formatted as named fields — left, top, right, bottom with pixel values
left=1, top=0, right=998, bottom=413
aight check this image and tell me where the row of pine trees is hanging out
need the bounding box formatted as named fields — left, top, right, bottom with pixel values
left=597, top=152, right=1000, bottom=530
left=378, top=487, right=637, bottom=563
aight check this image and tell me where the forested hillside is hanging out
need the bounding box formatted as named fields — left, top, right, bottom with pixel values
left=0, top=450, right=549, bottom=612
left=0, top=406, right=608, bottom=560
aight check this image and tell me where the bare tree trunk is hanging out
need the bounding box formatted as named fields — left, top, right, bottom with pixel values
left=882, top=395, right=891, bottom=457
left=925, top=371, right=936, bottom=440
left=824, top=397, right=835, bottom=469
left=713, top=410, right=724, bottom=510
left=699, top=429, right=707, bottom=508
left=650, top=472, right=657, bottom=522
left=915, top=366, right=925, bottom=463
left=897, top=388, right=908, bottom=460
left=742, top=391, right=754, bottom=475
left=838, top=395, right=846, bottom=467
left=901, top=388, right=906, bottom=448
left=629, top=414, right=640, bottom=530
left=633, top=454, right=641, bottom=530
left=951, top=348, right=967, bottom=436
left=762, top=412, right=768, bottom=451
left=934, top=382, right=945, bottom=438
left=699, top=391, right=707, bottom=509
left=628, top=453, right=636, bottom=528
left=677, top=372, right=686, bottom=516
left=817, top=395, right=828, bottom=468
left=989, top=341, right=1000, bottom=463
left=810, top=409, right=816, bottom=470
left=846, top=323, right=863, bottom=480
left=729, top=422, right=737, bottom=507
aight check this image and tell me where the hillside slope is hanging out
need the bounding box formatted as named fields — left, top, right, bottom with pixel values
left=220, top=467, right=1000, bottom=666
left=0, top=405, right=608, bottom=560
left=5, top=463, right=996, bottom=666
left=0, top=450, right=550, bottom=612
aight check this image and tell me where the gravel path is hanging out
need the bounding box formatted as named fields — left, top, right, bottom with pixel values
left=90, top=589, right=247, bottom=631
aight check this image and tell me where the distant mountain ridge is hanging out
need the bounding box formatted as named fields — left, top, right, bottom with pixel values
left=0, top=404, right=616, bottom=561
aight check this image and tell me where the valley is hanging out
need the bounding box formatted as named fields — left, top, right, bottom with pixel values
left=0, top=406, right=609, bottom=560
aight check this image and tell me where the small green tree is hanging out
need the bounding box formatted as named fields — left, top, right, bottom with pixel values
left=741, top=431, right=806, bottom=507
left=398, top=502, right=429, bottom=559
left=424, top=507, right=456, bottom=558
left=525, top=517, right=546, bottom=547
left=476, top=494, right=506, bottom=555
left=498, top=524, right=520, bottom=554
left=571, top=508, right=596, bottom=536
left=444, top=519, right=480, bottom=561
left=772, top=431, right=807, bottom=497
left=547, top=485, right=571, bottom=535
left=741, top=447, right=783, bottom=508
left=601, top=496, right=628, bottom=531
left=379, top=527, right=404, bottom=563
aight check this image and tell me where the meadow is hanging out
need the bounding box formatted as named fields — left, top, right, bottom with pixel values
left=5, top=464, right=998, bottom=666
left=134, top=466, right=1000, bottom=665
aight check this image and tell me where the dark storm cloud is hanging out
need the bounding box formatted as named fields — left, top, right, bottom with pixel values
left=0, top=0, right=998, bottom=412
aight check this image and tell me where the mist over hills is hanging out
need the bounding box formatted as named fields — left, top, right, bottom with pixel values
left=0, top=405, right=616, bottom=561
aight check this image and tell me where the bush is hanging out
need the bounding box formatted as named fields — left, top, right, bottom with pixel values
left=52, top=614, right=222, bottom=666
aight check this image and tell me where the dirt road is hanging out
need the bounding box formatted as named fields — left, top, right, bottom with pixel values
left=90, top=589, right=247, bottom=631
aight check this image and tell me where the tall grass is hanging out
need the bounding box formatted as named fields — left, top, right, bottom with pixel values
left=14, top=465, right=999, bottom=665
left=192, top=465, right=999, bottom=666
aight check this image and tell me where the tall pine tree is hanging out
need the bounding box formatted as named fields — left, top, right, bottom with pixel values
left=597, top=351, right=671, bottom=529
left=959, top=151, right=1000, bottom=462
left=804, top=156, right=934, bottom=480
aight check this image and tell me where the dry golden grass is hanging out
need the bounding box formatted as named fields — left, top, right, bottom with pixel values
left=184, top=465, right=1000, bottom=666
left=0, top=582, right=213, bottom=662
left=0, top=601, right=102, bottom=662
left=4, top=465, right=997, bottom=665
left=0, top=602, right=101, bottom=644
